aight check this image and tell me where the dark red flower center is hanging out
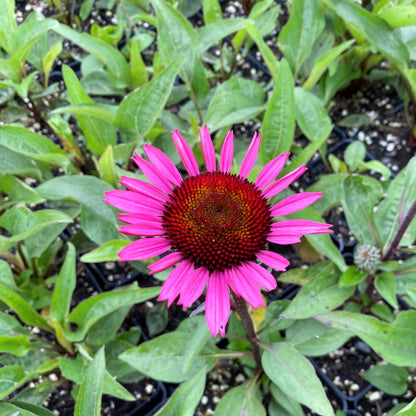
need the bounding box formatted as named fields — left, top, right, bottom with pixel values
left=162, top=172, right=272, bottom=272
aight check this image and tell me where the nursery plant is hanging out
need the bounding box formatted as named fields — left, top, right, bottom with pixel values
left=0, top=0, right=416, bottom=415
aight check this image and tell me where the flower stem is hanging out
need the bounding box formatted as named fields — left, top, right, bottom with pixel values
left=383, top=197, right=416, bottom=261
left=231, top=292, right=262, bottom=374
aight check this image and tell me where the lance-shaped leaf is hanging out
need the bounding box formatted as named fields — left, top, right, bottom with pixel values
left=315, top=310, right=416, bottom=366
left=115, top=59, right=183, bottom=142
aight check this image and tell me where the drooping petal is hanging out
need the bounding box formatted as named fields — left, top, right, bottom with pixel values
left=263, top=165, right=307, bottom=199
left=118, top=237, right=170, bottom=261
left=199, top=126, right=216, bottom=172
left=172, top=130, right=200, bottom=176
left=241, top=261, right=277, bottom=291
left=271, top=192, right=323, bottom=217
left=239, top=132, right=261, bottom=179
left=267, top=233, right=301, bottom=245
left=270, top=219, right=332, bottom=236
left=257, top=250, right=289, bottom=271
left=205, top=271, right=230, bottom=337
left=103, top=190, right=165, bottom=215
left=178, top=266, right=209, bottom=308
left=119, top=213, right=163, bottom=224
left=119, top=176, right=168, bottom=204
left=120, top=221, right=165, bottom=237
left=132, top=153, right=172, bottom=194
left=143, top=144, right=183, bottom=186
left=255, top=152, right=290, bottom=190
left=148, top=251, right=183, bottom=274
left=229, top=266, right=265, bottom=309
left=219, top=130, right=234, bottom=173
left=158, top=260, right=193, bottom=306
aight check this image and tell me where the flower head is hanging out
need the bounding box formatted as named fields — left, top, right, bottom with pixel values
left=354, top=244, right=381, bottom=272
left=104, top=126, right=332, bottom=337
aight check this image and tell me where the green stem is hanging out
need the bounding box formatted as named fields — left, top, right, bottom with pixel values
left=232, top=291, right=262, bottom=374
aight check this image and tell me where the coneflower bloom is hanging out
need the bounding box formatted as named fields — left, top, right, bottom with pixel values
left=104, top=126, right=331, bottom=337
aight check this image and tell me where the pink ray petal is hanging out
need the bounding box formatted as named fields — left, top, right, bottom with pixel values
left=239, top=132, right=261, bottom=179
left=229, top=266, right=265, bottom=309
left=219, top=130, right=234, bottom=173
left=103, top=190, right=165, bottom=215
left=241, top=261, right=277, bottom=291
left=172, top=130, right=200, bottom=176
left=270, top=219, right=332, bottom=236
left=158, top=260, right=194, bottom=306
left=118, top=237, right=170, bottom=261
left=257, top=250, right=289, bottom=271
left=148, top=251, right=183, bottom=274
left=119, top=176, right=168, bottom=204
left=199, top=126, right=216, bottom=172
left=143, top=144, right=183, bottom=187
left=263, top=165, right=307, bottom=199
left=255, top=152, right=290, bottom=190
left=267, top=233, right=301, bottom=245
left=178, top=266, right=209, bottom=308
left=205, top=271, right=230, bottom=337
left=132, top=153, right=172, bottom=194
left=119, top=221, right=165, bottom=237
left=271, top=192, right=323, bottom=217
left=119, top=213, right=163, bottom=224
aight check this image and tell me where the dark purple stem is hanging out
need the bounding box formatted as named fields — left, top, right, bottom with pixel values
left=231, top=292, right=262, bottom=374
left=383, top=198, right=416, bottom=261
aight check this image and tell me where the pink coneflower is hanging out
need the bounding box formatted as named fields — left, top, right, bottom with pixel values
left=104, top=126, right=331, bottom=337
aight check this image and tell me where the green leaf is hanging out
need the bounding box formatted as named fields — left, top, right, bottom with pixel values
left=392, top=398, right=416, bottom=415
left=205, top=76, right=265, bottom=131
left=203, top=0, right=222, bottom=25
left=53, top=23, right=131, bottom=87
left=0, top=144, right=41, bottom=179
left=146, top=302, right=168, bottom=337
left=155, top=367, right=206, bottom=416
left=374, top=157, right=416, bottom=254
left=260, top=58, right=294, bottom=161
left=375, top=272, right=398, bottom=309
left=0, top=283, right=50, bottom=332
left=243, top=21, right=279, bottom=79
left=120, top=330, right=218, bottom=382
left=50, top=104, right=116, bottom=123
left=36, top=175, right=121, bottom=245
left=152, top=0, right=209, bottom=99
left=341, top=175, right=382, bottom=245
left=315, top=310, right=416, bottom=366
left=282, top=263, right=353, bottom=319
left=80, top=240, right=129, bottom=263
left=344, top=141, right=366, bottom=172
left=199, top=19, right=245, bottom=52
left=339, top=266, right=367, bottom=287
left=0, top=259, right=17, bottom=290
left=278, top=0, right=325, bottom=77
left=43, top=40, right=62, bottom=87
left=303, top=39, right=355, bottom=90
left=326, top=0, right=409, bottom=68
left=215, top=382, right=266, bottom=416
left=1, top=401, right=56, bottom=416
left=0, top=208, right=73, bottom=252
left=75, top=347, right=105, bottom=416
left=262, top=342, right=334, bottom=416
left=270, top=383, right=305, bottom=416
left=294, top=87, right=332, bottom=143
left=50, top=243, right=76, bottom=326
left=286, top=318, right=351, bottom=356
left=115, top=59, right=184, bottom=142
left=363, top=363, right=408, bottom=396
left=0, top=0, right=17, bottom=53
left=67, top=287, right=160, bottom=342
left=0, top=175, right=45, bottom=204
left=60, top=354, right=135, bottom=401
left=0, top=335, right=32, bottom=357
left=62, top=65, right=117, bottom=155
